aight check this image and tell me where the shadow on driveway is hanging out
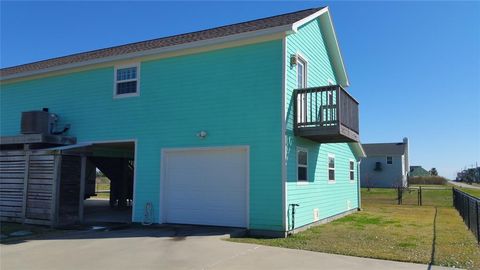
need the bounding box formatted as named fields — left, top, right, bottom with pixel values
left=1, top=223, right=246, bottom=245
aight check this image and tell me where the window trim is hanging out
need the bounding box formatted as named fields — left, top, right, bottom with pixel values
left=297, top=147, right=308, bottom=183
left=296, top=53, right=308, bottom=88
left=328, top=153, right=335, bottom=183
left=349, top=159, right=355, bottom=182
left=386, top=156, right=393, bottom=165
left=113, top=63, right=141, bottom=98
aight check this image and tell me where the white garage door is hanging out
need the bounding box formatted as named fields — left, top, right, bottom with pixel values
left=163, top=147, right=248, bottom=227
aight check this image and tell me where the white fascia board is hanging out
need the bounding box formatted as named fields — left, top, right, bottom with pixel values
left=291, top=7, right=329, bottom=32
left=324, top=11, right=350, bottom=87
left=1, top=24, right=292, bottom=81
left=291, top=7, right=350, bottom=88
left=349, top=142, right=367, bottom=159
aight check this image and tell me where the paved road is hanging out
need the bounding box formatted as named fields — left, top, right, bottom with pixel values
left=449, top=181, right=480, bottom=190
left=1, top=226, right=453, bottom=270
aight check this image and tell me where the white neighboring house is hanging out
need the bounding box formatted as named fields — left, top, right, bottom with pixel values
left=360, top=138, right=409, bottom=188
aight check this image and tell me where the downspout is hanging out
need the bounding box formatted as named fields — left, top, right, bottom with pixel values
left=357, top=159, right=362, bottom=210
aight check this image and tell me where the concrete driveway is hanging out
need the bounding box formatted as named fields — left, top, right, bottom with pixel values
left=1, top=226, right=453, bottom=270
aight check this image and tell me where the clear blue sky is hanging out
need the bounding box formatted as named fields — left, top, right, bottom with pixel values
left=1, top=1, right=479, bottom=178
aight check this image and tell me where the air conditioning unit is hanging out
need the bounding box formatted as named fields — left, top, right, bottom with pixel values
left=21, top=109, right=57, bottom=135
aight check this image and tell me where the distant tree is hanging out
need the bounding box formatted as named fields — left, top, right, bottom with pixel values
left=429, top=168, right=438, bottom=176
left=465, top=168, right=476, bottom=184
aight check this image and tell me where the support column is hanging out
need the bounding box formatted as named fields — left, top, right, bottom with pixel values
left=78, top=155, right=87, bottom=223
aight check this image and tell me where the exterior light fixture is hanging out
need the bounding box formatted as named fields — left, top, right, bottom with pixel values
left=290, top=54, right=298, bottom=67
left=197, top=131, right=207, bottom=139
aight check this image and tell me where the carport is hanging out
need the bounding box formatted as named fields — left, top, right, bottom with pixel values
left=0, top=141, right=136, bottom=227
left=53, top=141, right=136, bottom=225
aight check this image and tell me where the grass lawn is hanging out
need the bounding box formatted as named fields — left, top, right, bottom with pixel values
left=230, top=188, right=480, bottom=269
left=458, top=188, right=480, bottom=198
left=94, top=177, right=110, bottom=199
left=94, top=192, right=110, bottom=199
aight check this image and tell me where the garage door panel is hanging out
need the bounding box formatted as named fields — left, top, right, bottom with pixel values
left=164, top=148, right=247, bottom=227
left=167, top=209, right=244, bottom=227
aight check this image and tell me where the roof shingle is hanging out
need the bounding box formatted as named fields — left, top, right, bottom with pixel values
left=0, top=7, right=323, bottom=78
left=362, top=142, right=407, bottom=156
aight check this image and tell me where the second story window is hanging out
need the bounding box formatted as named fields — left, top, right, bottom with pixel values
left=115, top=64, right=140, bottom=97
left=386, top=156, right=393, bottom=165
left=297, top=56, right=307, bottom=88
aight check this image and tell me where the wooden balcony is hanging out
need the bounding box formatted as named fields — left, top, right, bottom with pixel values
left=294, top=85, right=359, bottom=143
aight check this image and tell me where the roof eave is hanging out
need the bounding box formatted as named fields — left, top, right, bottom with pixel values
left=349, top=142, right=367, bottom=159
left=1, top=24, right=293, bottom=82
left=291, top=7, right=350, bottom=88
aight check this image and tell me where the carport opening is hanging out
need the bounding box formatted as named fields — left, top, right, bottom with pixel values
left=81, top=142, right=135, bottom=224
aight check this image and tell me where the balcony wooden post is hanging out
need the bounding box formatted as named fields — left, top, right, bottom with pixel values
left=293, top=90, right=298, bottom=135
left=336, top=87, right=341, bottom=126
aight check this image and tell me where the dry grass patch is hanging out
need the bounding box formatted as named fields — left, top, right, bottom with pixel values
left=229, top=189, right=480, bottom=269
left=434, top=207, right=480, bottom=269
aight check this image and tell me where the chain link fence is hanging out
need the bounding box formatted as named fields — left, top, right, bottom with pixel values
left=453, top=188, right=480, bottom=243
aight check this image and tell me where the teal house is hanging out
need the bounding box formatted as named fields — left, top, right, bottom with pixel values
left=0, top=7, right=365, bottom=236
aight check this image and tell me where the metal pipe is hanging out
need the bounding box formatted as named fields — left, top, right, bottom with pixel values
left=289, top=203, right=299, bottom=233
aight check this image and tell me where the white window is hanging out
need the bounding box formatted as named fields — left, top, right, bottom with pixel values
left=297, top=148, right=308, bottom=182
left=296, top=55, right=308, bottom=124
left=328, top=154, right=335, bottom=182
left=349, top=160, right=355, bottom=181
left=386, top=156, right=393, bottom=165
left=114, top=64, right=140, bottom=97
left=297, top=56, right=307, bottom=88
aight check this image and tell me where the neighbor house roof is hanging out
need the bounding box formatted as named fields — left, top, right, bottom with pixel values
left=410, top=166, right=430, bottom=177
left=362, top=142, right=407, bottom=156
left=2, top=7, right=348, bottom=82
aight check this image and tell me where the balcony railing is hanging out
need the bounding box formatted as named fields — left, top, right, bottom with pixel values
left=293, top=85, right=359, bottom=143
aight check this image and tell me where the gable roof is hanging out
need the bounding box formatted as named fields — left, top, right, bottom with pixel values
left=410, top=166, right=430, bottom=177
left=362, top=142, right=407, bottom=156
left=1, top=7, right=345, bottom=82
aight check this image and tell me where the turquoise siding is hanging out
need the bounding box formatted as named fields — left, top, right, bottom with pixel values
left=0, top=40, right=284, bottom=231
left=285, top=19, right=359, bottom=229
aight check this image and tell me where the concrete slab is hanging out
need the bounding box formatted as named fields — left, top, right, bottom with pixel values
left=83, top=198, right=132, bottom=224
left=0, top=227, right=454, bottom=270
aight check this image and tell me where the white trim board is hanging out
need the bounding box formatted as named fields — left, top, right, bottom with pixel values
left=281, top=35, right=288, bottom=231
left=291, top=8, right=329, bottom=32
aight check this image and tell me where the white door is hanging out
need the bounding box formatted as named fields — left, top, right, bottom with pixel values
left=163, top=147, right=248, bottom=227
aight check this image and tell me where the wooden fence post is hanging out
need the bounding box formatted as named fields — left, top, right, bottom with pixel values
left=419, top=186, right=422, bottom=206
left=417, top=187, right=420, bottom=206
left=21, top=152, right=30, bottom=223
left=51, top=155, right=62, bottom=227
left=78, top=156, right=86, bottom=223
